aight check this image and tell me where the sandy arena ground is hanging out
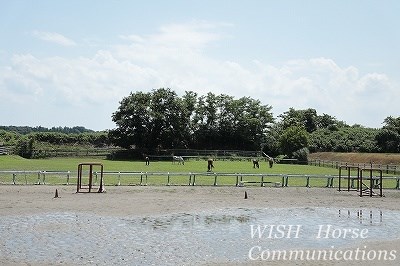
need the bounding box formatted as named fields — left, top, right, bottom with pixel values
left=0, top=185, right=399, bottom=265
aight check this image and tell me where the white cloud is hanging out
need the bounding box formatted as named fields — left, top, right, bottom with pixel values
left=32, top=31, right=77, bottom=46
left=259, top=58, right=398, bottom=127
left=119, top=34, right=145, bottom=43
left=1, top=22, right=398, bottom=130
left=154, top=21, right=225, bottom=49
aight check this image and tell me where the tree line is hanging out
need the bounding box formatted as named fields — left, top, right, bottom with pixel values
left=0, top=129, right=110, bottom=158
left=109, top=88, right=273, bottom=151
left=0, top=125, right=94, bottom=135
left=109, top=88, right=400, bottom=160
left=1, top=88, right=399, bottom=159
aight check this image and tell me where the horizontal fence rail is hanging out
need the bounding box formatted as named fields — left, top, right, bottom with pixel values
left=309, top=159, right=400, bottom=175
left=1, top=170, right=399, bottom=190
left=0, top=146, right=11, bottom=155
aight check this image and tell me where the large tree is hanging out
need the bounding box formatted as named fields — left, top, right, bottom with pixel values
left=109, top=88, right=187, bottom=150
left=228, top=96, right=273, bottom=150
left=191, top=92, right=220, bottom=149
left=279, top=125, right=309, bottom=156
left=375, top=116, right=400, bottom=152
left=278, top=108, right=345, bottom=133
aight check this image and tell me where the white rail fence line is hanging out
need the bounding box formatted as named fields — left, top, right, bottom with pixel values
left=1, top=170, right=399, bottom=189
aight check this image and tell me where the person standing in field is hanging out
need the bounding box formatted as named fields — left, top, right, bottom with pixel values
left=252, top=159, right=259, bottom=168
left=207, top=158, right=214, bottom=171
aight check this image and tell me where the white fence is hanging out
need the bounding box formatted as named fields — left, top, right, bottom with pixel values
left=0, top=146, right=10, bottom=155
left=1, top=170, right=399, bottom=189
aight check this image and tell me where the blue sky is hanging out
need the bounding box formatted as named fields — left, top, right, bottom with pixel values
left=1, top=0, right=399, bottom=130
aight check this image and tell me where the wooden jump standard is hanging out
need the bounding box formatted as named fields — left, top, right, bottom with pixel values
left=76, top=162, right=105, bottom=193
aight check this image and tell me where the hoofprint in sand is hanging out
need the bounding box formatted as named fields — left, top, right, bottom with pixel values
left=0, top=185, right=399, bottom=266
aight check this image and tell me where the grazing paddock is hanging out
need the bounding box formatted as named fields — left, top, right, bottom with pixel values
left=0, top=155, right=399, bottom=189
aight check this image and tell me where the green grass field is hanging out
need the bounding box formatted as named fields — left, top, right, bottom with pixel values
left=0, top=155, right=398, bottom=189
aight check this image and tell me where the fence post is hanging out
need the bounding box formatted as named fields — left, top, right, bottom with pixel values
left=213, top=173, right=218, bottom=186
left=305, top=176, right=310, bottom=188
left=12, top=173, right=16, bottom=185
left=67, top=171, right=70, bottom=185
left=42, top=171, right=46, bottom=185
left=36, top=171, right=41, bottom=185
left=167, top=172, right=170, bottom=186
left=117, top=172, right=121, bottom=186
left=282, top=175, right=288, bottom=187
left=326, top=176, right=334, bottom=188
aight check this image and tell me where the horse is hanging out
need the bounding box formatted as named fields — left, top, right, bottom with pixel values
left=172, top=156, right=184, bottom=165
left=268, top=158, right=274, bottom=168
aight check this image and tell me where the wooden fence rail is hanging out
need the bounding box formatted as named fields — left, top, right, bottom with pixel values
left=308, top=159, right=399, bottom=175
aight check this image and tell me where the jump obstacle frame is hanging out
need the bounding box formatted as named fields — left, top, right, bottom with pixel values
left=338, top=165, right=383, bottom=197
left=76, top=162, right=105, bottom=193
